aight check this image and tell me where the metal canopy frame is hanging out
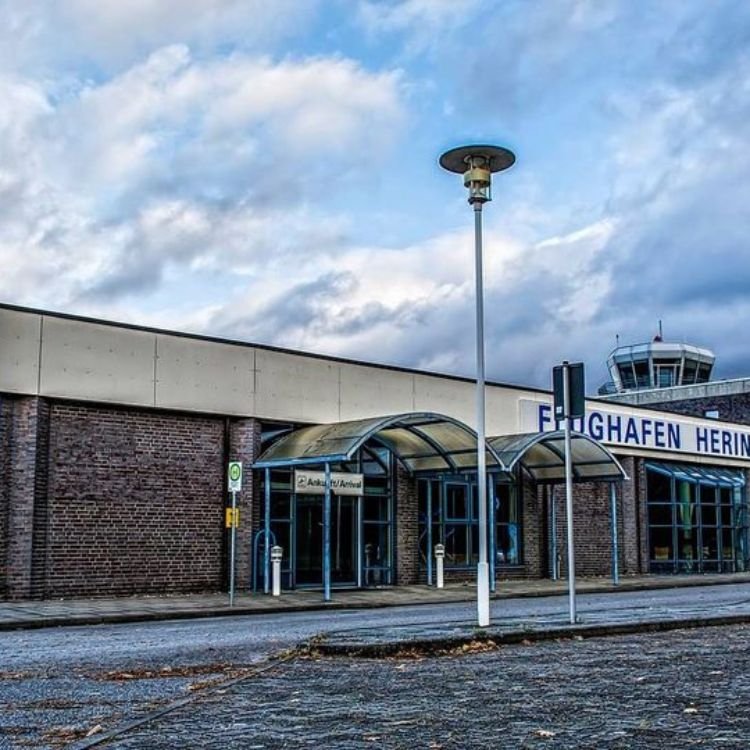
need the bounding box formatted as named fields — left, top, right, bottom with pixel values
left=488, top=430, right=629, bottom=484
left=253, top=418, right=629, bottom=602
left=645, top=461, right=746, bottom=487
left=254, top=412, right=506, bottom=475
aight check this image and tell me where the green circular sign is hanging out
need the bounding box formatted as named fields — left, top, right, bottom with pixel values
left=229, top=463, right=241, bottom=481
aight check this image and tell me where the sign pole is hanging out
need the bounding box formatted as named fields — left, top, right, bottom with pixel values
left=562, top=362, right=577, bottom=624
left=229, top=489, right=237, bottom=607
left=226, top=461, right=243, bottom=608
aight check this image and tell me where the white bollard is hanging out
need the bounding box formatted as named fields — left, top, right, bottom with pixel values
left=435, top=543, right=445, bottom=589
left=271, top=545, right=283, bottom=597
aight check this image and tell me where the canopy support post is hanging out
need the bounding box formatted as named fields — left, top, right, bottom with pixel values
left=323, top=462, right=332, bottom=602
left=489, top=478, right=496, bottom=593
left=426, top=481, right=433, bottom=586
left=550, top=485, right=558, bottom=580
left=264, top=468, right=271, bottom=594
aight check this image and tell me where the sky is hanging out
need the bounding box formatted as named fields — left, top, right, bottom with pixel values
left=1, top=0, right=749, bottom=393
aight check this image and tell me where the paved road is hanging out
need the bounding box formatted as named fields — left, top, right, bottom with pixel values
left=2, top=583, right=750, bottom=748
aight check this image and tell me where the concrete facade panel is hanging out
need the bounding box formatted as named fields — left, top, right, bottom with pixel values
left=339, top=365, right=414, bottom=421
left=39, top=318, right=155, bottom=406
left=487, top=388, right=529, bottom=436
left=155, top=335, right=255, bottom=415
left=413, top=374, right=474, bottom=427
left=0, top=309, right=41, bottom=394
left=254, top=349, right=340, bottom=423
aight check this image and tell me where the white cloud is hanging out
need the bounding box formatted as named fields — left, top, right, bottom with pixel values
left=357, top=0, right=481, bottom=53
left=52, top=46, right=405, bottom=201
left=0, top=46, right=406, bottom=310
left=0, top=0, right=314, bottom=73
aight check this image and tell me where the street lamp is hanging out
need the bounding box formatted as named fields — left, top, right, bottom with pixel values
left=439, top=144, right=515, bottom=627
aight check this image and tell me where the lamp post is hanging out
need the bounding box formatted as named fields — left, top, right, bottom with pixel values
left=439, top=144, right=515, bottom=628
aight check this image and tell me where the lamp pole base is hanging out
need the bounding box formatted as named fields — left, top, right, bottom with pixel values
left=477, top=561, right=491, bottom=627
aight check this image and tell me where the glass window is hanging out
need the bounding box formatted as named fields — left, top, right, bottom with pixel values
left=495, top=483, right=521, bottom=565
left=682, top=359, right=698, bottom=384
left=634, top=360, right=651, bottom=388
left=656, top=366, right=676, bottom=388
left=446, top=485, right=468, bottom=520
left=648, top=503, right=672, bottom=526
left=697, top=363, right=712, bottom=383
left=445, top=523, right=470, bottom=566
left=618, top=364, right=636, bottom=389
left=647, top=463, right=748, bottom=574
left=363, top=495, right=389, bottom=522
left=418, top=479, right=523, bottom=574
left=650, top=526, right=673, bottom=561
left=699, top=485, right=718, bottom=527
left=363, top=522, right=390, bottom=586
left=443, top=483, right=473, bottom=566
left=271, top=492, right=291, bottom=520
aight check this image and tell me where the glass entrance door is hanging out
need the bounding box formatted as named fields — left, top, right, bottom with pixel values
left=295, top=495, right=358, bottom=586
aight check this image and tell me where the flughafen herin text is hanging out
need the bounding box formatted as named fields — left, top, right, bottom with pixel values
left=535, top=403, right=750, bottom=458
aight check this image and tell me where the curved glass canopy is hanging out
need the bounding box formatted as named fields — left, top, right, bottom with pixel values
left=488, top=430, right=628, bottom=483
left=254, top=412, right=506, bottom=475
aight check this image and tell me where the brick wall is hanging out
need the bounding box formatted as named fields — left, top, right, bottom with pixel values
left=537, top=456, right=648, bottom=579
left=543, top=475, right=629, bottom=579
left=643, top=392, right=750, bottom=426
left=42, top=402, right=226, bottom=598
left=395, top=463, right=419, bottom=585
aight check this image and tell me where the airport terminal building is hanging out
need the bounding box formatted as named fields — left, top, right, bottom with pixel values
left=1, top=304, right=749, bottom=601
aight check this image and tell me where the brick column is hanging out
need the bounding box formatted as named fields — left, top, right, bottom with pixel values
left=394, top=463, right=419, bottom=585
left=228, top=418, right=262, bottom=590
left=0, top=398, right=11, bottom=598
left=3, top=397, right=49, bottom=600
left=620, top=456, right=646, bottom=574
left=521, top=479, right=544, bottom=578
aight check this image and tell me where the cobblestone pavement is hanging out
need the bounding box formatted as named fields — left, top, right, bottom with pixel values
left=104, top=624, right=750, bottom=750
left=3, top=585, right=750, bottom=749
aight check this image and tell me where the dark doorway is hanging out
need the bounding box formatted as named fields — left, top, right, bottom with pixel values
left=295, top=495, right=357, bottom=586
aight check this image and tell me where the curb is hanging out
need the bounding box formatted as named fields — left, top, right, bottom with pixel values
left=2, top=575, right=749, bottom=631
left=314, top=612, right=750, bottom=657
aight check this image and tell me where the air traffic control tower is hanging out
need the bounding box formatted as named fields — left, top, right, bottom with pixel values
left=599, top=335, right=715, bottom=396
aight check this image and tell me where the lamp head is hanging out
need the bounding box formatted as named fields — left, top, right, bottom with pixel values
left=439, top=144, right=515, bottom=204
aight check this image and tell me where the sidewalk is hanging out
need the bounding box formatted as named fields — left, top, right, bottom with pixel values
left=2, top=572, right=750, bottom=631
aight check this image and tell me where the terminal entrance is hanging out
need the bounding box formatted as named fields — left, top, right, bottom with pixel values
left=295, top=495, right=357, bottom=586
left=255, top=413, right=628, bottom=600
left=261, top=461, right=393, bottom=591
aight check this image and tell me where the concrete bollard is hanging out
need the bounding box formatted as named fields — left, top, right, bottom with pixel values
left=271, top=545, right=283, bottom=597
left=435, top=543, right=445, bottom=589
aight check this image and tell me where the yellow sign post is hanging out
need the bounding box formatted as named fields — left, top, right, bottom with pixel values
left=225, top=507, right=240, bottom=528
